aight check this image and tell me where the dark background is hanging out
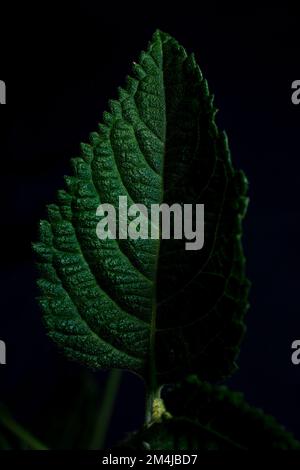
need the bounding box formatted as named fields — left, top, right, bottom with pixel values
left=0, top=2, right=299, bottom=447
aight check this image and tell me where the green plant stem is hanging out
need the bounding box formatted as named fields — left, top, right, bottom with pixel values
left=0, top=410, right=48, bottom=450
left=146, top=295, right=160, bottom=426
left=89, top=369, right=122, bottom=450
left=145, top=386, right=161, bottom=425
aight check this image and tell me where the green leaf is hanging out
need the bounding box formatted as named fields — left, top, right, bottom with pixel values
left=122, top=377, right=300, bottom=450
left=164, top=376, right=300, bottom=449
left=33, top=30, right=249, bottom=386
left=116, top=418, right=215, bottom=450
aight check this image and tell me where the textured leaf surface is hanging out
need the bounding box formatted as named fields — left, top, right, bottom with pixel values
left=34, top=31, right=249, bottom=384
left=122, top=377, right=300, bottom=450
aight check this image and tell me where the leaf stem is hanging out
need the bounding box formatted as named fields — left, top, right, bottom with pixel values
left=89, top=369, right=122, bottom=450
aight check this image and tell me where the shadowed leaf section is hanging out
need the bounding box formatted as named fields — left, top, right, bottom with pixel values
left=33, top=30, right=249, bottom=385
left=120, top=377, right=300, bottom=450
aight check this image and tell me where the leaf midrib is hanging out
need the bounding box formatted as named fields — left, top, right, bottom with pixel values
left=148, top=31, right=167, bottom=389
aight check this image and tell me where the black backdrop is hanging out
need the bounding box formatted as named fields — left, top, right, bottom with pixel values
left=0, top=2, right=299, bottom=447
